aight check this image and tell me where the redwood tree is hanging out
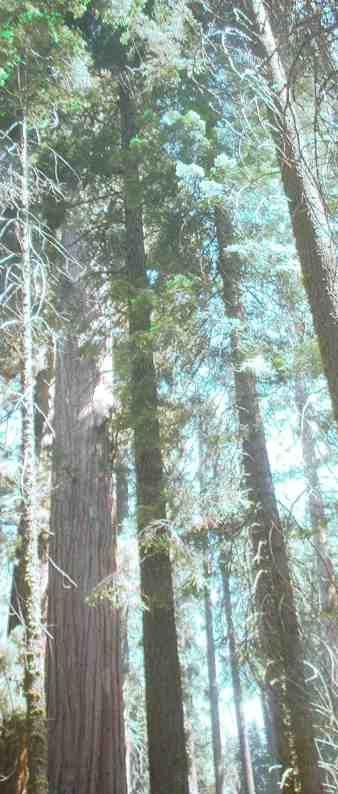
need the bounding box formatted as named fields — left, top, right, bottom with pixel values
left=47, top=228, right=126, bottom=794
left=120, top=81, right=189, bottom=794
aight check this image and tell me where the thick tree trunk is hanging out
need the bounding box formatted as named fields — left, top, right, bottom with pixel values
left=19, top=116, right=47, bottom=794
left=47, top=241, right=126, bottom=794
left=203, top=557, right=224, bottom=794
left=242, top=0, right=338, bottom=425
left=220, top=552, right=256, bottom=794
left=119, top=83, right=189, bottom=794
left=216, top=207, right=323, bottom=794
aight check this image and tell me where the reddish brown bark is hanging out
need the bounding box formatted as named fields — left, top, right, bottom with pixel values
left=47, top=248, right=126, bottom=794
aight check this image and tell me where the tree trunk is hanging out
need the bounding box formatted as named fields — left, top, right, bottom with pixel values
left=242, top=0, right=338, bottom=426
left=220, top=551, right=256, bottom=794
left=215, top=207, right=323, bottom=794
left=8, top=364, right=51, bottom=635
left=119, top=83, right=189, bottom=794
left=203, top=556, right=224, bottom=794
left=19, top=115, right=47, bottom=794
left=47, top=236, right=126, bottom=794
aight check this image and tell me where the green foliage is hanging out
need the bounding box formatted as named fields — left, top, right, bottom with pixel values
left=1, top=1, right=337, bottom=790
left=0, top=1, right=88, bottom=116
left=294, top=338, right=323, bottom=379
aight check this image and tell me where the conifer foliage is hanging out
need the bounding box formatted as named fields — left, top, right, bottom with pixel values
left=0, top=2, right=337, bottom=794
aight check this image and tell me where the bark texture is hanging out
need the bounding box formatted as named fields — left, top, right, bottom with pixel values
left=47, top=251, right=126, bottom=794
left=216, top=207, right=323, bottom=794
left=220, top=552, right=256, bottom=794
left=120, top=83, right=189, bottom=794
left=242, top=0, right=338, bottom=425
left=8, top=364, right=51, bottom=635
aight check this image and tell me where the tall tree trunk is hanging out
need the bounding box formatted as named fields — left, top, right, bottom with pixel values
left=19, top=115, right=47, bottom=794
left=47, top=235, right=126, bottom=794
left=215, top=207, right=323, bottom=794
left=203, top=555, right=224, bottom=794
left=119, top=83, right=189, bottom=794
left=8, top=363, right=51, bottom=634
left=241, top=0, right=338, bottom=425
left=219, top=551, right=256, bottom=794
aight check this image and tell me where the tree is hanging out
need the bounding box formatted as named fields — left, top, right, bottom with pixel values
left=238, top=0, right=338, bottom=425
left=18, top=114, right=47, bottom=794
left=2, top=3, right=338, bottom=792
left=8, top=361, right=52, bottom=635
left=119, top=80, right=189, bottom=794
left=215, top=205, right=323, bottom=794
left=47, top=224, right=127, bottom=794
left=0, top=6, right=88, bottom=789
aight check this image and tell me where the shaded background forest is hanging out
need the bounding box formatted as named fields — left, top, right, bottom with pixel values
left=0, top=1, right=337, bottom=793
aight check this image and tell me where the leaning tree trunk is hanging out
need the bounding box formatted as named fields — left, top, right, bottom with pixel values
left=19, top=115, right=47, bottom=794
left=216, top=207, right=323, bottom=794
left=203, top=552, right=224, bottom=794
left=241, top=0, right=338, bottom=425
left=119, top=83, right=189, bottom=794
left=47, top=233, right=126, bottom=794
left=220, top=550, right=256, bottom=794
